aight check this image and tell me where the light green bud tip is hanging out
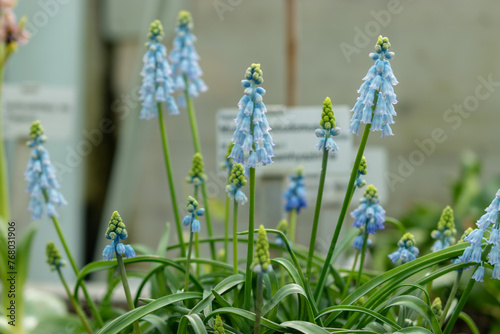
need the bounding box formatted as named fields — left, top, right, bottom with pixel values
left=400, top=232, right=416, bottom=247
left=105, top=211, right=128, bottom=240
left=375, top=35, right=391, bottom=53
left=458, top=227, right=474, bottom=244
left=30, top=120, right=44, bottom=139
left=46, top=241, right=65, bottom=271
left=277, top=219, right=288, bottom=234
left=294, top=166, right=304, bottom=178
left=217, top=249, right=226, bottom=262
left=431, top=298, right=443, bottom=318
left=226, top=142, right=234, bottom=160
left=178, top=10, right=193, bottom=27
left=252, top=225, right=271, bottom=274
left=245, top=63, right=263, bottom=85
left=359, top=156, right=367, bottom=175
left=319, top=97, right=336, bottom=130
left=214, top=315, right=225, bottom=334
left=229, top=163, right=247, bottom=188
left=363, top=184, right=378, bottom=201
left=148, top=20, right=164, bottom=41
left=187, top=196, right=199, bottom=209
left=437, top=206, right=455, bottom=233
left=187, top=153, right=206, bottom=185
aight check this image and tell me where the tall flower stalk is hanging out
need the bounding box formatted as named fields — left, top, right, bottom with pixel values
left=24, top=121, right=103, bottom=326
left=222, top=142, right=234, bottom=263
left=139, top=20, right=185, bottom=256
left=306, top=97, right=340, bottom=279
left=251, top=225, right=272, bottom=334
left=229, top=63, right=273, bottom=310
left=169, top=11, right=216, bottom=259
left=283, top=166, right=307, bottom=243
left=315, top=36, right=398, bottom=300
left=182, top=196, right=204, bottom=291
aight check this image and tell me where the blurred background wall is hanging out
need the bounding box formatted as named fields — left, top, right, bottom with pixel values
left=5, top=0, right=500, bottom=281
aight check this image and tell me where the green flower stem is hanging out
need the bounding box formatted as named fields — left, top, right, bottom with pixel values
left=440, top=271, right=463, bottom=326
left=224, top=195, right=230, bottom=263
left=43, top=190, right=103, bottom=326
left=194, top=185, right=200, bottom=277
left=306, top=145, right=329, bottom=280
left=341, top=250, right=360, bottom=299
left=116, top=254, right=142, bottom=334
left=183, top=76, right=216, bottom=260
left=0, top=66, right=9, bottom=222
left=157, top=103, right=186, bottom=257
left=57, top=268, right=93, bottom=334
left=233, top=199, right=239, bottom=275
left=289, top=208, right=297, bottom=244
left=443, top=270, right=477, bottom=334
left=254, top=273, right=264, bottom=334
left=184, top=229, right=195, bottom=292
left=355, top=230, right=369, bottom=288
left=244, top=167, right=256, bottom=311
left=314, top=119, right=374, bottom=302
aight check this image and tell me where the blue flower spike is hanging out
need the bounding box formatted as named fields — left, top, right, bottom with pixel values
left=350, top=35, right=398, bottom=137
left=283, top=166, right=307, bottom=213
left=46, top=241, right=65, bottom=271
left=355, top=156, right=367, bottom=188
left=24, top=121, right=67, bottom=219
left=169, top=10, right=208, bottom=107
left=102, top=211, right=136, bottom=261
left=226, top=163, right=248, bottom=205
left=229, top=64, right=274, bottom=169
left=351, top=185, right=386, bottom=235
left=431, top=206, right=457, bottom=252
left=352, top=227, right=372, bottom=251
left=183, top=196, right=204, bottom=233
left=389, top=232, right=419, bottom=264
left=186, top=153, right=206, bottom=185
left=139, top=20, right=178, bottom=119
left=315, top=97, right=340, bottom=154
left=460, top=189, right=500, bottom=281
left=252, top=225, right=272, bottom=274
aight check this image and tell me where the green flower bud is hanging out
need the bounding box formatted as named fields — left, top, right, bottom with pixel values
left=187, top=153, right=206, bottom=185
left=431, top=297, right=443, bottom=318
left=277, top=219, right=289, bottom=235
left=46, top=241, right=65, bottom=271
left=148, top=20, right=164, bottom=42
left=252, top=225, right=272, bottom=274
left=320, top=97, right=336, bottom=130
left=105, top=211, right=128, bottom=240
left=214, top=315, right=225, bottom=334
left=363, top=184, right=379, bottom=202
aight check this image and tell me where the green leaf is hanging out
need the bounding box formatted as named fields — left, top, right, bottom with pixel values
left=204, top=307, right=286, bottom=332
left=156, top=223, right=171, bottom=256
left=384, top=295, right=442, bottom=334
left=211, top=289, right=251, bottom=333
left=191, top=274, right=244, bottom=314
left=96, top=292, right=202, bottom=334
left=394, top=327, right=434, bottom=334
left=280, top=320, right=331, bottom=334
left=182, top=314, right=208, bottom=334
left=141, top=314, right=168, bottom=334
left=316, top=305, right=401, bottom=331
left=16, top=222, right=38, bottom=289
left=457, top=312, right=480, bottom=334
left=261, top=283, right=315, bottom=323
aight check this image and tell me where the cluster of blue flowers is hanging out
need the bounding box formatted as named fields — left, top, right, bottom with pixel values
left=24, top=121, right=66, bottom=219
left=226, top=163, right=248, bottom=205
left=229, top=64, right=274, bottom=169
left=351, top=185, right=385, bottom=235
left=169, top=11, right=208, bottom=107
left=283, top=167, right=307, bottom=213
left=102, top=211, right=136, bottom=261
left=315, top=97, right=340, bottom=154
left=431, top=206, right=457, bottom=252
left=183, top=196, right=205, bottom=233
left=349, top=35, right=398, bottom=137
left=139, top=20, right=179, bottom=119
left=460, top=189, right=500, bottom=282
left=389, top=233, right=419, bottom=264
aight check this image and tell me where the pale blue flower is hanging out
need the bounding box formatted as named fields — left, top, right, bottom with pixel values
left=229, top=64, right=273, bottom=169
left=350, top=36, right=398, bottom=137
left=139, top=20, right=178, bottom=119
left=24, top=121, right=67, bottom=220
left=352, top=231, right=372, bottom=251
left=283, top=167, right=307, bottom=213
left=389, top=233, right=419, bottom=264
left=471, top=265, right=485, bottom=282
left=183, top=196, right=204, bottom=233
left=102, top=211, right=136, bottom=260
left=431, top=206, right=457, bottom=252
left=315, top=97, right=341, bottom=154
left=351, top=185, right=385, bottom=234
left=169, top=11, right=208, bottom=107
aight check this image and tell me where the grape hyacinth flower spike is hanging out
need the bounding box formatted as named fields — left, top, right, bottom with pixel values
left=355, top=156, right=367, bottom=188
left=186, top=152, right=206, bottom=186
left=315, top=97, right=341, bottom=154
left=431, top=206, right=457, bottom=252
left=102, top=211, right=136, bottom=261
left=183, top=196, right=205, bottom=233
left=226, top=163, right=247, bottom=205
left=252, top=225, right=272, bottom=274
left=24, top=121, right=67, bottom=219
left=352, top=227, right=372, bottom=251
left=229, top=63, right=274, bottom=169
left=460, top=189, right=500, bottom=281
left=46, top=241, right=65, bottom=271
left=283, top=166, right=307, bottom=213
left=350, top=35, right=398, bottom=137
left=139, top=20, right=178, bottom=119
left=351, top=185, right=386, bottom=235
left=169, top=10, right=208, bottom=107
left=389, top=232, right=419, bottom=264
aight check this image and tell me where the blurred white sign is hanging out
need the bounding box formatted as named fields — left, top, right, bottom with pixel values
left=1, top=84, right=76, bottom=139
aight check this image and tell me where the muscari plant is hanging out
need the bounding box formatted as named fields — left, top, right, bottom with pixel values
left=6, top=13, right=494, bottom=333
